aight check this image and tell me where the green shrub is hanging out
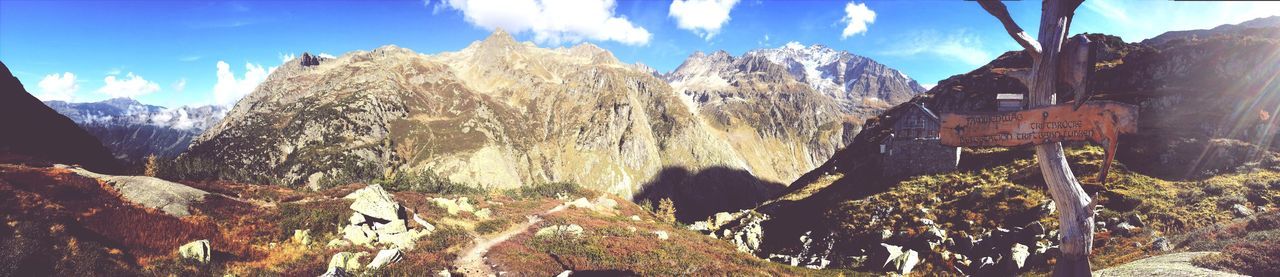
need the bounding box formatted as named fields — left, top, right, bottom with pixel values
left=376, top=170, right=481, bottom=195
left=512, top=182, right=584, bottom=199
left=475, top=219, right=511, bottom=234
left=275, top=201, right=348, bottom=241
left=656, top=198, right=676, bottom=223
left=420, top=225, right=472, bottom=252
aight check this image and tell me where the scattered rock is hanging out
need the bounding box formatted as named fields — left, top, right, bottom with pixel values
left=437, top=269, right=452, bottom=277
left=178, top=239, right=212, bottom=264
left=595, top=196, right=618, bottom=210
left=654, top=231, right=669, bottom=240
left=474, top=208, right=493, bottom=220
left=868, top=243, right=905, bottom=270
left=377, top=219, right=409, bottom=236
left=413, top=213, right=436, bottom=233
left=891, top=249, right=920, bottom=275
left=1150, top=237, right=1171, bottom=252
left=292, top=229, right=311, bottom=246
left=535, top=224, right=584, bottom=238
left=344, top=225, right=375, bottom=246
left=1009, top=243, right=1030, bottom=270
left=367, top=249, right=404, bottom=269
left=712, top=212, right=735, bottom=229
left=1128, top=214, right=1146, bottom=228
left=630, top=215, right=642, bottom=221
left=327, top=252, right=367, bottom=273
left=1112, top=222, right=1138, bottom=237
left=344, top=184, right=402, bottom=221
left=1232, top=204, right=1253, bottom=217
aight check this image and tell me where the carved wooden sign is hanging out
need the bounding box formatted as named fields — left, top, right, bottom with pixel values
left=940, top=101, right=1138, bottom=183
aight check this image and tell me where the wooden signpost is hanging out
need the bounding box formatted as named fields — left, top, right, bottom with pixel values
left=940, top=101, right=1138, bottom=184
left=954, top=0, right=1132, bottom=276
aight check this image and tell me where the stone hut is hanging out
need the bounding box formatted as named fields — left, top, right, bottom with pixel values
left=879, top=103, right=960, bottom=178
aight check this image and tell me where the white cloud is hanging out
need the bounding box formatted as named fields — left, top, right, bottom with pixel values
left=98, top=72, right=160, bottom=98
left=36, top=72, right=79, bottom=101
left=439, top=0, right=651, bottom=45
left=213, top=61, right=270, bottom=106
left=921, top=83, right=936, bottom=90
left=668, top=0, right=740, bottom=40
left=1083, top=0, right=1130, bottom=24
left=881, top=29, right=992, bottom=66
left=840, top=1, right=875, bottom=39
left=173, top=78, right=188, bottom=93
left=319, top=53, right=337, bottom=59
left=179, top=55, right=202, bottom=62
left=280, top=53, right=297, bottom=63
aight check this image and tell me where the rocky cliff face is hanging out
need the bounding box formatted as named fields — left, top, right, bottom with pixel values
left=44, top=98, right=226, bottom=163
left=0, top=61, right=122, bottom=173
left=184, top=30, right=818, bottom=220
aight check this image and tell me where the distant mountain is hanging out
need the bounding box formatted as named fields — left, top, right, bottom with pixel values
left=0, top=61, right=122, bottom=173
left=1142, top=15, right=1280, bottom=45
left=44, top=98, right=226, bottom=163
left=668, top=43, right=926, bottom=118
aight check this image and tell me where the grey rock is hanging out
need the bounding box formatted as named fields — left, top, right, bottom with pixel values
left=1151, top=237, right=1171, bottom=252
left=367, top=249, right=404, bottom=269
left=535, top=224, right=584, bottom=238
left=65, top=167, right=209, bottom=217
left=344, top=184, right=402, bottom=221
left=1009, top=243, right=1030, bottom=270
left=1232, top=204, right=1253, bottom=217
left=1095, top=252, right=1247, bottom=277
left=1128, top=214, right=1146, bottom=228
left=178, top=239, right=211, bottom=264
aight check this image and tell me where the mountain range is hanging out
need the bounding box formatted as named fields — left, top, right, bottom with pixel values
left=44, top=98, right=225, bottom=163
left=178, top=31, right=925, bottom=220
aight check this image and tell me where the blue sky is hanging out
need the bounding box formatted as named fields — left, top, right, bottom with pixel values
left=2, top=0, right=1278, bottom=108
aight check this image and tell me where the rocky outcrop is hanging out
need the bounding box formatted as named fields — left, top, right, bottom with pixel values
left=0, top=61, right=122, bottom=173
left=332, top=184, right=433, bottom=249
left=60, top=164, right=209, bottom=216
left=299, top=52, right=322, bottom=67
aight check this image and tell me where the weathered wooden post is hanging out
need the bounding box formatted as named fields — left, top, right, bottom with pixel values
left=975, top=0, right=1098, bottom=276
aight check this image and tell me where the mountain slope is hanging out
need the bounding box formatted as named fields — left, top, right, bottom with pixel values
left=182, top=33, right=794, bottom=221
left=0, top=61, right=122, bottom=173
left=701, top=18, right=1280, bottom=275
left=44, top=98, right=225, bottom=163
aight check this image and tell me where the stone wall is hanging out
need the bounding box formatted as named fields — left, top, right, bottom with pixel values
left=882, top=138, right=960, bottom=178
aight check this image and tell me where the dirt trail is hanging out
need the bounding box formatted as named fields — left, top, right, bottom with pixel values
left=453, top=204, right=568, bottom=276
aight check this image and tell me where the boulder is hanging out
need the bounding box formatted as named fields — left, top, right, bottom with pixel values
left=595, top=196, right=618, bottom=210
left=1111, top=222, right=1138, bottom=237
left=1127, top=214, right=1146, bottom=228
left=867, top=243, right=905, bottom=270
left=1232, top=204, right=1253, bottom=217
left=327, top=252, right=367, bottom=273
left=349, top=212, right=367, bottom=225
left=630, top=215, right=642, bottom=221
left=300, top=52, right=321, bottom=67
left=568, top=197, right=594, bottom=209
left=712, top=212, right=735, bottom=229
left=474, top=208, right=493, bottom=220
left=344, top=184, right=402, bottom=221
left=381, top=232, right=418, bottom=249
left=178, top=239, right=212, bottom=264
left=1150, top=236, right=1171, bottom=252
left=535, top=224, right=584, bottom=238
left=292, top=229, right=312, bottom=246
left=319, top=267, right=350, bottom=277
left=654, top=230, right=669, bottom=240
left=344, top=225, right=375, bottom=246
left=890, top=249, right=920, bottom=275
left=1009, top=243, right=1030, bottom=270
left=412, top=213, right=436, bottom=233
left=376, top=219, right=408, bottom=235
left=367, top=248, right=404, bottom=269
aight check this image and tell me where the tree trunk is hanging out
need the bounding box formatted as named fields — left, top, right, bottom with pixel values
left=1028, top=1, right=1095, bottom=276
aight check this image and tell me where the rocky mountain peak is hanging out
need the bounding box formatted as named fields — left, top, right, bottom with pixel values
left=299, top=52, right=321, bottom=67
left=102, top=97, right=142, bottom=108
left=480, top=28, right=519, bottom=49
